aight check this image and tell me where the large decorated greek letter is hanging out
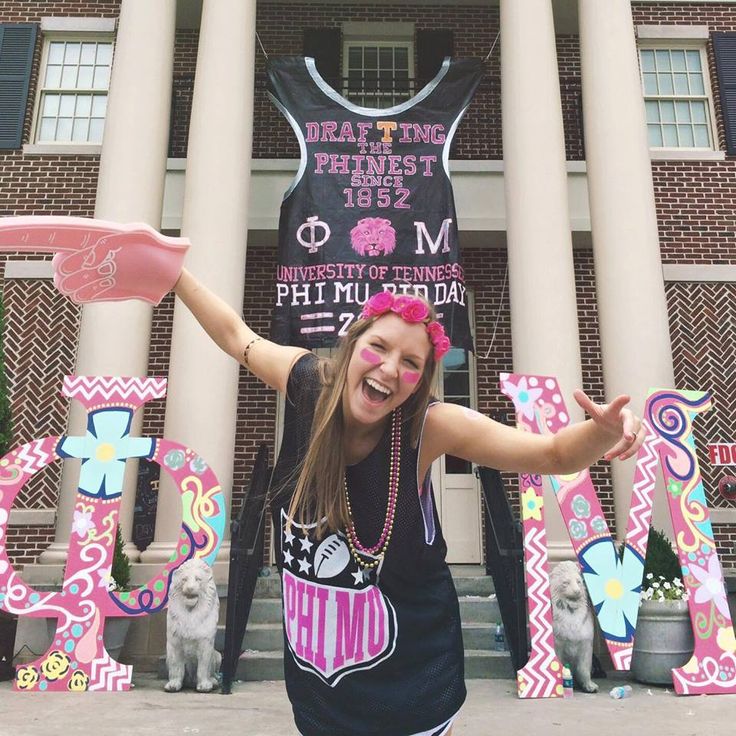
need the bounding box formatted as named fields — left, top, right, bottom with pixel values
left=0, top=376, right=225, bottom=692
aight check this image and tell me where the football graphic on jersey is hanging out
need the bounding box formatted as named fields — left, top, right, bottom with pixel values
left=314, top=534, right=350, bottom=578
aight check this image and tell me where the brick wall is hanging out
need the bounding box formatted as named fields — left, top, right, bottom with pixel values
left=654, top=162, right=736, bottom=264
left=713, top=524, right=736, bottom=569
left=4, top=525, right=55, bottom=567
left=633, top=3, right=736, bottom=28
left=0, top=2, right=119, bottom=21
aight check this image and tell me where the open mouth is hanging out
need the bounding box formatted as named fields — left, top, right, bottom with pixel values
left=362, top=377, right=392, bottom=404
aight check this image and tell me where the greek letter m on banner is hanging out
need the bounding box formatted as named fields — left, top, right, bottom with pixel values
left=267, top=56, right=483, bottom=350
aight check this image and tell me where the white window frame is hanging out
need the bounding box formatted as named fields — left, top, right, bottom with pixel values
left=343, top=39, right=415, bottom=108
left=637, top=35, right=723, bottom=161
left=341, top=22, right=415, bottom=110
left=26, top=27, right=114, bottom=154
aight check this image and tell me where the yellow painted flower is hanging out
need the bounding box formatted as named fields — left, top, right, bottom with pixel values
left=717, top=627, right=736, bottom=654
left=41, top=650, right=71, bottom=681
left=682, top=655, right=700, bottom=674
left=517, top=673, right=528, bottom=694
left=67, top=670, right=90, bottom=692
left=521, top=487, right=544, bottom=522
left=15, top=665, right=39, bottom=690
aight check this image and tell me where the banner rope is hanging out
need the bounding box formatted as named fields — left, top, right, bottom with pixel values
left=484, top=30, right=501, bottom=63
left=256, top=30, right=269, bottom=61
left=482, top=264, right=508, bottom=360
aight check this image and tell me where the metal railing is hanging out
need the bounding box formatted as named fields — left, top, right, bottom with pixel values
left=221, top=443, right=272, bottom=694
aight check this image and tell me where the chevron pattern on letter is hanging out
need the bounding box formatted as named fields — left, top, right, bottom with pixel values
left=517, top=526, right=562, bottom=699
left=88, top=652, right=132, bottom=691
left=613, top=647, right=632, bottom=671
left=63, top=376, right=167, bottom=405
left=626, top=423, right=662, bottom=552
left=13, top=437, right=59, bottom=476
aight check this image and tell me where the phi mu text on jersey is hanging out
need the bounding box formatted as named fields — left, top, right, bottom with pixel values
left=283, top=568, right=397, bottom=685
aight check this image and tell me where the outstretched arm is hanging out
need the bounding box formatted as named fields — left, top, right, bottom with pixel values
left=173, top=268, right=307, bottom=393
left=419, top=391, right=643, bottom=479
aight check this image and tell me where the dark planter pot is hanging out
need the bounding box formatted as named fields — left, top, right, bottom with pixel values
left=46, top=616, right=132, bottom=661
left=631, top=599, right=694, bottom=685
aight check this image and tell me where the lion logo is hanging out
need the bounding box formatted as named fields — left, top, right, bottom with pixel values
left=350, top=218, right=396, bottom=257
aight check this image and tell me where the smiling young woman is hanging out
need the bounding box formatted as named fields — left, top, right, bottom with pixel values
left=173, top=271, right=644, bottom=736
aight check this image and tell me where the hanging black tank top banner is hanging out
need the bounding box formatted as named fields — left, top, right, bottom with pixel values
left=267, top=56, right=483, bottom=351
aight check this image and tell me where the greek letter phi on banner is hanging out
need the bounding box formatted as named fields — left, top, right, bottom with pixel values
left=267, top=56, right=483, bottom=350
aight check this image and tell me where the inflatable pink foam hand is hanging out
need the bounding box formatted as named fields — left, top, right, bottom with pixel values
left=0, top=216, right=189, bottom=304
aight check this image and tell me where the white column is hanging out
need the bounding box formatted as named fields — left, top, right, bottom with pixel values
left=501, top=0, right=584, bottom=559
left=40, top=0, right=176, bottom=564
left=578, top=0, right=675, bottom=537
left=140, top=0, right=256, bottom=566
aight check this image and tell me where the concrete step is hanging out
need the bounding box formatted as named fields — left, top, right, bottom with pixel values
left=216, top=621, right=502, bottom=654
left=463, top=649, right=515, bottom=679
left=248, top=597, right=283, bottom=623
left=244, top=593, right=499, bottom=626
left=209, top=570, right=506, bottom=681
left=232, top=648, right=514, bottom=682
left=462, top=622, right=498, bottom=650
left=453, top=576, right=494, bottom=597
left=458, top=595, right=500, bottom=623
left=215, top=622, right=284, bottom=652
left=250, top=569, right=494, bottom=599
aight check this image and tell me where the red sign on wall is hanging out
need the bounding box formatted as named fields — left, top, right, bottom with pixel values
left=708, top=444, right=736, bottom=465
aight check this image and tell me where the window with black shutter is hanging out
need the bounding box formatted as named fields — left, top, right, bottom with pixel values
left=713, top=33, right=736, bottom=155
left=416, top=29, right=453, bottom=85
left=0, top=23, right=37, bottom=150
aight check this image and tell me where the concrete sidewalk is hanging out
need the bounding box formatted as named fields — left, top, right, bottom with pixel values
left=0, top=675, right=732, bottom=736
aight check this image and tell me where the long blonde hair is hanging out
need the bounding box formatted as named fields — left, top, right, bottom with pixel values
left=288, top=302, right=440, bottom=537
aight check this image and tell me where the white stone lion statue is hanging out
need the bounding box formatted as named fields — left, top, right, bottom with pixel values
left=550, top=560, right=598, bottom=693
left=164, top=558, right=221, bottom=692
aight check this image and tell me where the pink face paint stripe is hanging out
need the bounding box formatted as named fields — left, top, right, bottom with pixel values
left=360, top=348, right=381, bottom=365
left=402, top=370, right=420, bottom=385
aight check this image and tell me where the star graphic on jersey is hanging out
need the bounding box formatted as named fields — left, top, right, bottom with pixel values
left=298, top=557, right=311, bottom=574
left=283, top=549, right=294, bottom=567
left=284, top=527, right=295, bottom=546
left=299, top=535, right=313, bottom=552
left=352, top=568, right=372, bottom=586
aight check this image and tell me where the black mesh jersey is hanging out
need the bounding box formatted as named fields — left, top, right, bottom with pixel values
left=270, top=353, right=465, bottom=736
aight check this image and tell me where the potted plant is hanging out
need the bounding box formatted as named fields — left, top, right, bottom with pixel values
left=630, top=527, right=694, bottom=685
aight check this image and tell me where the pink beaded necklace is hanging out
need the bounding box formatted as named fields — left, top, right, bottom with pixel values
left=344, top=407, right=402, bottom=570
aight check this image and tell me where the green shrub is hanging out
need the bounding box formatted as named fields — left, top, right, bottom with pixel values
left=111, top=525, right=131, bottom=591
left=641, top=528, right=687, bottom=601
left=643, top=527, right=681, bottom=583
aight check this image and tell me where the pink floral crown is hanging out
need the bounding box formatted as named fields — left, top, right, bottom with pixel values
left=359, top=291, right=451, bottom=361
